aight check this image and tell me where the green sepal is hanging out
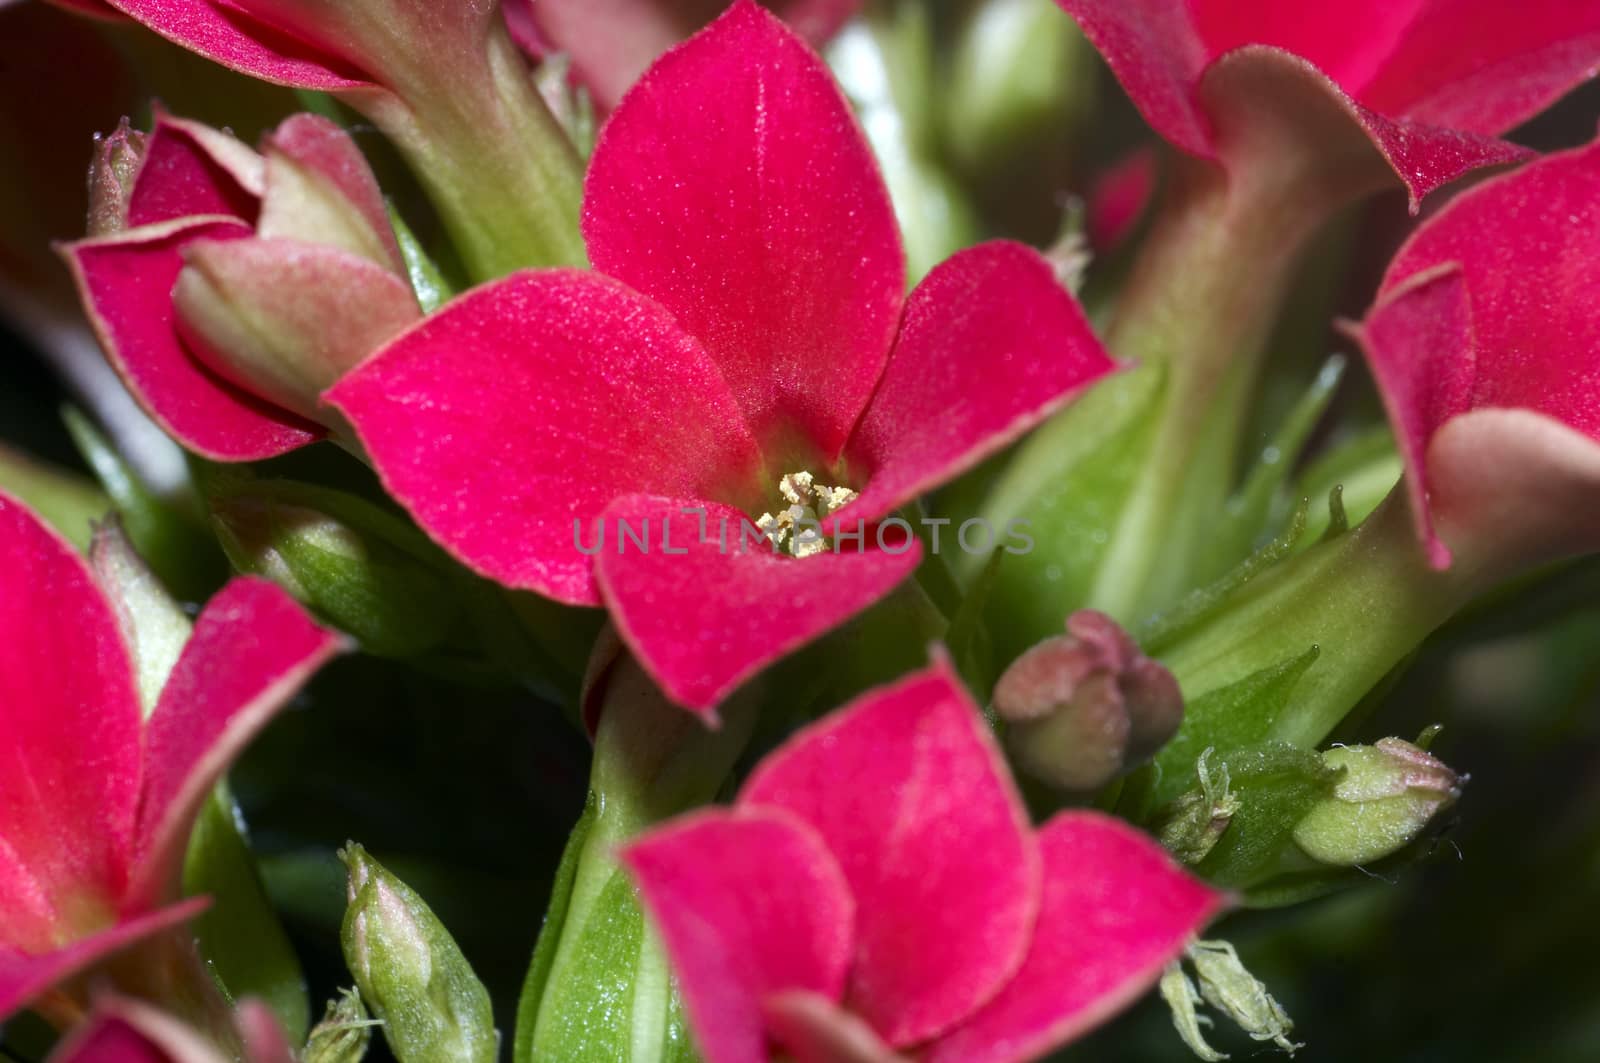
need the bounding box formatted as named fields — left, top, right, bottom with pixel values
left=1140, top=498, right=1311, bottom=657
left=1187, top=742, right=1342, bottom=890
left=977, top=365, right=1164, bottom=663
left=1153, top=646, right=1321, bottom=805
left=184, top=784, right=312, bottom=1041
left=1190, top=356, right=1344, bottom=586
left=514, top=795, right=595, bottom=1061
left=389, top=203, right=456, bottom=313
left=64, top=406, right=226, bottom=600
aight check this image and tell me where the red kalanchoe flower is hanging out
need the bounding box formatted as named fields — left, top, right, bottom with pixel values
left=503, top=0, right=862, bottom=111
left=62, top=110, right=418, bottom=462
left=0, top=491, right=343, bottom=1021
left=327, top=1, right=1116, bottom=715
left=623, top=655, right=1224, bottom=1063
left=1346, top=133, right=1600, bottom=574
left=51, top=996, right=294, bottom=1063
left=1055, top=0, right=1600, bottom=207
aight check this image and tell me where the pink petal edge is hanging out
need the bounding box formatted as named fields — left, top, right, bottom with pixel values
left=127, top=579, right=344, bottom=909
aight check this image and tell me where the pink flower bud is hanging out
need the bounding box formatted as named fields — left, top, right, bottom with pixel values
left=994, top=610, right=1184, bottom=791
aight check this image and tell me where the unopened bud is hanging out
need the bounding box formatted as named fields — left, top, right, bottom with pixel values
left=87, top=118, right=148, bottom=237
left=173, top=237, right=418, bottom=426
left=994, top=610, right=1183, bottom=791
left=209, top=484, right=461, bottom=658
left=340, top=845, right=498, bottom=1063
left=1291, top=738, right=1462, bottom=866
left=305, top=987, right=376, bottom=1063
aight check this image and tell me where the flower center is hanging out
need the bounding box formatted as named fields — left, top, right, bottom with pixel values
left=754, top=471, right=858, bottom=558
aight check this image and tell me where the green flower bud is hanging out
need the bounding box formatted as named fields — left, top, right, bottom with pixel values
left=305, top=987, right=377, bottom=1063
left=994, top=610, right=1183, bottom=791
left=340, top=845, right=498, bottom=1063
left=209, top=481, right=462, bottom=658
left=1292, top=737, right=1463, bottom=866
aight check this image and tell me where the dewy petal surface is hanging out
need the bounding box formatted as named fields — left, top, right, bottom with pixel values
left=102, top=0, right=366, bottom=89
left=924, top=812, right=1226, bottom=1063
left=594, top=495, right=921, bottom=716
left=127, top=113, right=263, bottom=229
left=837, top=241, right=1115, bottom=528
left=583, top=0, right=904, bottom=464
left=0, top=492, right=141, bottom=921
left=622, top=807, right=856, bottom=1063
left=739, top=657, right=1040, bottom=1046
left=128, top=578, right=342, bottom=908
left=327, top=270, right=765, bottom=607
left=62, top=218, right=323, bottom=461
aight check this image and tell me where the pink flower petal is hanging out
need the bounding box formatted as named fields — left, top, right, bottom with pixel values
left=924, top=812, right=1226, bottom=1063
left=259, top=113, right=406, bottom=275
left=236, top=999, right=297, bottom=1063
left=594, top=495, right=922, bottom=717
left=762, top=992, right=908, bottom=1063
left=1359, top=1, right=1600, bottom=135
left=1428, top=409, right=1600, bottom=575
left=174, top=238, right=421, bottom=423
left=127, top=112, right=263, bottom=229
left=621, top=807, right=856, bottom=1063
left=1197, top=46, right=1532, bottom=213
left=1342, top=265, right=1476, bottom=567
left=583, top=0, right=903, bottom=465
left=738, top=656, right=1039, bottom=1046
left=127, top=579, right=343, bottom=909
left=0, top=899, right=207, bottom=1023
left=0, top=491, right=141, bottom=923
left=1086, top=147, right=1157, bottom=252
left=326, top=270, right=765, bottom=607
left=1055, top=0, right=1557, bottom=207
left=53, top=994, right=232, bottom=1063
left=835, top=242, right=1116, bottom=529
left=102, top=0, right=366, bottom=89
left=61, top=218, right=323, bottom=461
left=1353, top=136, right=1600, bottom=565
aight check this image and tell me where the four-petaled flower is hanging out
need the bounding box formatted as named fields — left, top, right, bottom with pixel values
left=1346, top=133, right=1600, bottom=576
left=623, top=653, right=1225, bottom=1063
left=62, top=110, right=418, bottom=461
left=0, top=491, right=343, bottom=1021
left=1055, top=0, right=1600, bottom=208
left=327, top=0, right=1116, bottom=715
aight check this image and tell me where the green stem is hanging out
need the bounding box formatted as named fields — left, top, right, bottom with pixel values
left=1159, top=492, right=1471, bottom=750
left=979, top=154, right=1338, bottom=632
left=365, top=26, right=586, bottom=281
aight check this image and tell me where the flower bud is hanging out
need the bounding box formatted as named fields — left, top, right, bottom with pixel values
left=86, top=117, right=148, bottom=237
left=209, top=482, right=462, bottom=658
left=1291, top=737, right=1463, bottom=866
left=304, top=987, right=376, bottom=1063
left=340, top=844, right=498, bottom=1063
left=994, top=610, right=1183, bottom=790
left=173, top=237, right=418, bottom=426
